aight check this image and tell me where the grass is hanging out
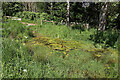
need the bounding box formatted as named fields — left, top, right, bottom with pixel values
left=1, top=19, right=118, bottom=78
left=22, top=18, right=37, bottom=24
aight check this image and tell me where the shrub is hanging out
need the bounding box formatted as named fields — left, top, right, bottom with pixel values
left=2, top=20, right=33, bottom=42
left=90, top=28, right=120, bottom=48
left=40, top=12, right=49, bottom=20
left=15, top=11, right=40, bottom=20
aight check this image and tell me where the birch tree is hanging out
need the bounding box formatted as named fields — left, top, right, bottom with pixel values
left=67, top=0, right=70, bottom=26
left=98, top=1, right=108, bottom=31
left=50, top=2, right=53, bottom=15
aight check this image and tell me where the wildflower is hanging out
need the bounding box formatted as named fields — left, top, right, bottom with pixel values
left=24, top=36, right=28, bottom=39
left=107, top=66, right=110, bottom=69
left=66, top=54, right=69, bottom=57
left=23, top=69, right=27, bottom=72
left=23, top=43, right=25, bottom=45
left=63, top=52, right=67, bottom=55
left=105, top=64, right=110, bottom=69
left=95, top=54, right=101, bottom=57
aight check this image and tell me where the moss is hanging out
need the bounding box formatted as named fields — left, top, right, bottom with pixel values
left=25, top=34, right=118, bottom=61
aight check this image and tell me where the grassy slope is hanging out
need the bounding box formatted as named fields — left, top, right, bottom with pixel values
left=2, top=20, right=118, bottom=78
left=27, top=22, right=118, bottom=78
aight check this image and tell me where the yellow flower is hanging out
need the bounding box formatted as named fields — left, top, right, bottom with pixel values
left=107, top=66, right=110, bottom=69
left=23, top=43, right=25, bottom=45
left=63, top=52, right=67, bottom=55
left=66, top=49, right=70, bottom=52
left=66, top=54, right=69, bottom=57
left=95, top=54, right=101, bottom=57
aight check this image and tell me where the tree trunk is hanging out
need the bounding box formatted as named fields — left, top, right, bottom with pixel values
left=28, top=2, right=32, bottom=12
left=50, top=2, right=53, bottom=15
left=34, top=3, right=38, bottom=12
left=67, top=0, right=70, bottom=26
left=31, top=2, right=34, bottom=12
left=117, top=2, right=120, bottom=29
left=98, top=1, right=108, bottom=31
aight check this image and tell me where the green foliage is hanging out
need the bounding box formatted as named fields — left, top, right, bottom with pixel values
left=118, top=36, right=120, bottom=52
left=70, top=2, right=83, bottom=23
left=2, top=2, right=23, bottom=16
left=106, top=2, right=119, bottom=28
left=2, top=38, right=31, bottom=78
left=2, top=16, right=11, bottom=23
left=52, top=3, right=67, bottom=22
left=15, top=11, right=40, bottom=20
left=21, top=18, right=37, bottom=24
left=2, top=2, right=120, bottom=29
left=39, top=12, right=50, bottom=20
left=90, top=28, right=120, bottom=48
left=2, top=2, right=120, bottom=78
left=2, top=20, right=33, bottom=42
left=71, top=24, right=85, bottom=31
left=36, top=2, right=48, bottom=13
left=16, top=11, right=53, bottom=23
left=30, top=45, right=52, bottom=63
left=2, top=15, right=118, bottom=78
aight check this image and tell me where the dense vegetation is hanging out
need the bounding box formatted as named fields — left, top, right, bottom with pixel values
left=1, top=2, right=120, bottom=79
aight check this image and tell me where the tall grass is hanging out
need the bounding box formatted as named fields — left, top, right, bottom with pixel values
left=2, top=19, right=118, bottom=78
left=2, top=20, right=34, bottom=42
left=31, top=23, right=95, bottom=41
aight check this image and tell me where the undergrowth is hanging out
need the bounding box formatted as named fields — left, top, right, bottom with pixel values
left=1, top=19, right=118, bottom=78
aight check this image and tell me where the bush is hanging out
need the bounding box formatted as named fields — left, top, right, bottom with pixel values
left=15, top=11, right=53, bottom=22
left=2, top=20, right=34, bottom=42
left=90, top=28, right=120, bottom=48
left=15, top=11, right=40, bottom=20
left=15, top=11, right=66, bottom=24
left=40, top=12, right=49, bottom=20
left=71, top=24, right=85, bottom=31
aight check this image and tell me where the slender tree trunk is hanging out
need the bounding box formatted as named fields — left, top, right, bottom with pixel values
left=35, top=3, right=37, bottom=12
left=34, top=3, right=37, bottom=12
left=28, top=2, right=31, bottom=11
left=31, top=2, right=33, bottom=12
left=26, top=3, right=28, bottom=11
left=50, top=2, right=53, bottom=15
left=67, top=0, right=70, bottom=26
left=98, top=1, right=108, bottom=31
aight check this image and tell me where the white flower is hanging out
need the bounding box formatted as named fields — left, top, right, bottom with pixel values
left=17, top=18, right=21, bottom=21
left=23, top=69, right=27, bottom=72
left=24, top=36, right=28, bottom=39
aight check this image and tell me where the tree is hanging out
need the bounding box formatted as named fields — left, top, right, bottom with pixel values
left=50, top=2, right=53, bottom=15
left=50, top=2, right=67, bottom=22
left=36, top=2, right=48, bottom=13
left=98, top=1, right=108, bottom=31
left=2, top=2, right=23, bottom=16
left=67, top=0, right=70, bottom=26
left=22, top=2, right=38, bottom=12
